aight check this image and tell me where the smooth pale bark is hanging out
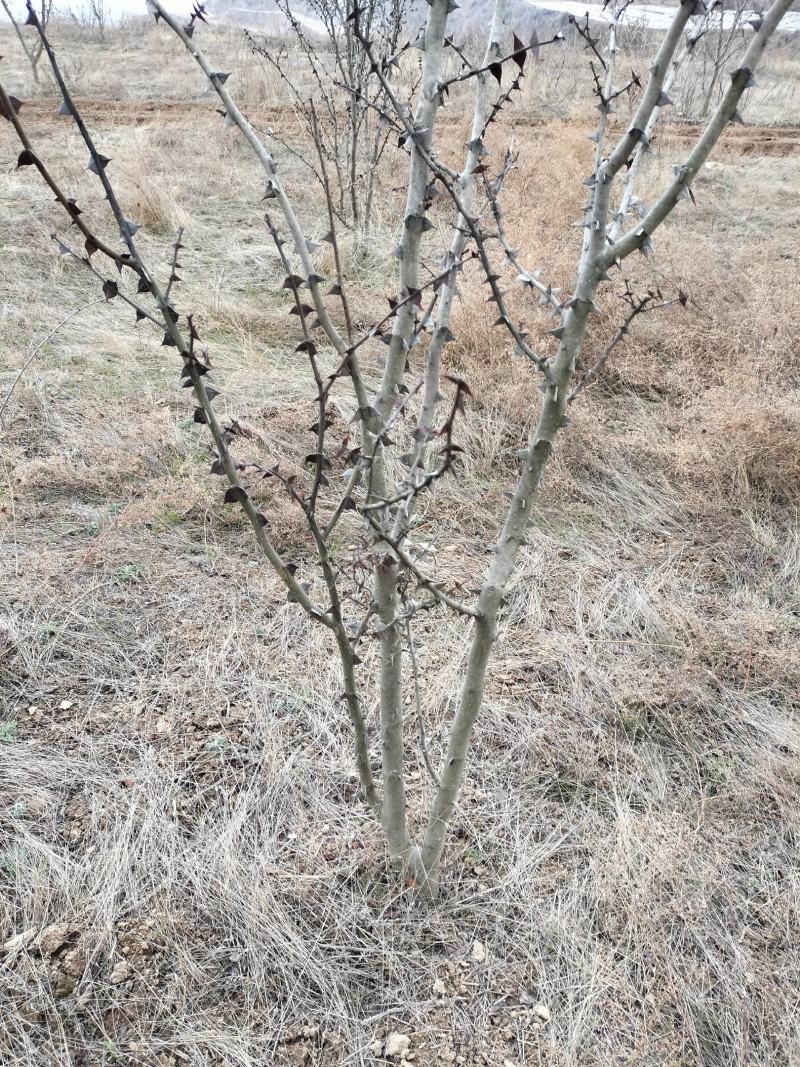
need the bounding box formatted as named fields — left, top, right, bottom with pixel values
left=581, top=4, right=620, bottom=258
left=370, top=0, right=451, bottom=867
left=375, top=556, right=409, bottom=860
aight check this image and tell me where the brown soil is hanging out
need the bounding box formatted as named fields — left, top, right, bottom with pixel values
left=20, top=97, right=800, bottom=155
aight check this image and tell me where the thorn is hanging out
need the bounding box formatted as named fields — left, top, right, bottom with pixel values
left=87, top=154, right=111, bottom=175
left=0, top=94, right=23, bottom=122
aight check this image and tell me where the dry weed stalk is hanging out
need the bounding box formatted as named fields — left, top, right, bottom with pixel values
left=1, top=0, right=793, bottom=894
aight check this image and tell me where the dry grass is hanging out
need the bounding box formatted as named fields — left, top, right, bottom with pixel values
left=2, top=14, right=800, bottom=1067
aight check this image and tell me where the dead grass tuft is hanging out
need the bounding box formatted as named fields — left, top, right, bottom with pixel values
left=123, top=175, right=184, bottom=234
left=685, top=388, right=800, bottom=503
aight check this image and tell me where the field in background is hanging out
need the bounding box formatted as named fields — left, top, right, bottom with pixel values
left=2, top=14, right=800, bottom=1067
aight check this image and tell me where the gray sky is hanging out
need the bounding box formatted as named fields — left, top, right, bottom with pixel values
left=4, top=1, right=798, bottom=32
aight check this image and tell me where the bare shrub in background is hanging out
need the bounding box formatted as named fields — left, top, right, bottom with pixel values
left=248, top=0, right=410, bottom=245
left=694, top=0, right=754, bottom=115
left=64, top=0, right=110, bottom=41
left=0, top=0, right=51, bottom=83
left=0, top=0, right=794, bottom=895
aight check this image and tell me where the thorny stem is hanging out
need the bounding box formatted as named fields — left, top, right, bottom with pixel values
left=396, top=0, right=509, bottom=538
left=164, top=226, right=184, bottom=302
left=148, top=0, right=372, bottom=416
left=50, top=234, right=163, bottom=328
left=353, top=23, right=551, bottom=374
left=310, top=101, right=355, bottom=346
left=603, top=0, right=793, bottom=266
left=0, top=81, right=128, bottom=271
left=568, top=290, right=682, bottom=402
left=579, top=2, right=624, bottom=258
left=13, top=9, right=335, bottom=626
